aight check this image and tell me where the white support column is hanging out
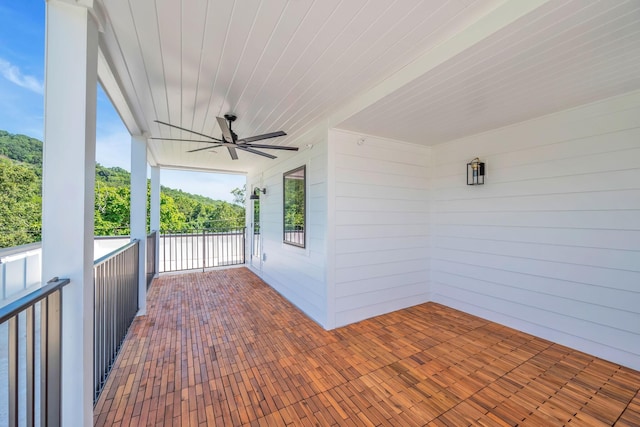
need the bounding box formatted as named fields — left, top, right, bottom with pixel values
left=150, top=166, right=161, bottom=275
left=150, top=166, right=160, bottom=231
left=42, top=1, right=99, bottom=425
left=130, top=135, right=147, bottom=315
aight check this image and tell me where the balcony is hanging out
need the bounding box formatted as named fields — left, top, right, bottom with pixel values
left=94, top=268, right=640, bottom=426
left=6, top=1, right=640, bottom=424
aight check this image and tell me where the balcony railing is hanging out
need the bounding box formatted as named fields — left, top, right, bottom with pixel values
left=159, top=228, right=246, bottom=273
left=93, top=240, right=139, bottom=403
left=3, top=227, right=243, bottom=409
left=146, top=231, right=157, bottom=289
left=0, top=277, right=70, bottom=427
left=284, top=227, right=305, bottom=247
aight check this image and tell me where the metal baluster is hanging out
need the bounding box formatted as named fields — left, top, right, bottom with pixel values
left=45, top=290, right=62, bottom=427
left=26, top=305, right=35, bottom=427
left=8, top=316, right=18, bottom=427
left=40, top=297, right=48, bottom=424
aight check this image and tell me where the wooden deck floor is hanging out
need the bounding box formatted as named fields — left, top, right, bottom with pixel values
left=94, top=268, right=640, bottom=426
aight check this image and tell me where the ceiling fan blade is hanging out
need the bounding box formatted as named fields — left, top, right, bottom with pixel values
left=236, top=146, right=277, bottom=159
left=237, top=131, right=286, bottom=143
left=227, top=146, right=239, bottom=160
left=242, top=143, right=299, bottom=151
left=187, top=145, right=222, bottom=153
left=150, top=137, right=221, bottom=144
left=154, top=120, right=222, bottom=141
left=217, top=117, right=234, bottom=142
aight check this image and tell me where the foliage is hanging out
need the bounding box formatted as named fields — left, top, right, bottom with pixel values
left=0, top=157, right=42, bottom=247
left=0, top=130, right=246, bottom=248
left=94, top=183, right=131, bottom=235
left=283, top=168, right=305, bottom=231
left=96, top=164, right=131, bottom=187
left=0, top=130, right=43, bottom=167
left=158, top=192, right=188, bottom=232
left=231, top=185, right=245, bottom=206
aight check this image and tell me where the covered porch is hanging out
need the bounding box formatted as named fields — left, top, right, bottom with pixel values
left=27, top=0, right=640, bottom=424
left=94, top=268, right=640, bottom=426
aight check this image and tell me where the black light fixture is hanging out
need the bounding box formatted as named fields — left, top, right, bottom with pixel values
left=250, top=187, right=266, bottom=200
left=467, top=157, right=485, bottom=185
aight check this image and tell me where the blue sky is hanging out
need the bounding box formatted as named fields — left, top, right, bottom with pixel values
left=0, top=1, right=245, bottom=203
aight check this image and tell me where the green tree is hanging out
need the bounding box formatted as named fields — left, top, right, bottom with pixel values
left=231, top=185, right=245, bottom=206
left=0, top=131, right=43, bottom=166
left=94, top=183, right=131, bottom=235
left=284, top=176, right=305, bottom=230
left=0, top=128, right=247, bottom=247
left=0, top=158, right=42, bottom=247
left=159, top=193, right=186, bottom=232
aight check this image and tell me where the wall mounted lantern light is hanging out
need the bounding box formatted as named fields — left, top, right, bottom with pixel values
left=249, top=187, right=266, bottom=200
left=467, top=157, right=485, bottom=185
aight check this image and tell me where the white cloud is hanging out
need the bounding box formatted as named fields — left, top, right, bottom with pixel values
left=0, top=58, right=43, bottom=94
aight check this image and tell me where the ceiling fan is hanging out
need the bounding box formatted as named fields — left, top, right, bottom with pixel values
left=152, top=114, right=298, bottom=160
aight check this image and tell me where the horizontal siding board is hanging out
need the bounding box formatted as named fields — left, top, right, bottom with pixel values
left=490, top=131, right=640, bottom=173
left=336, top=224, right=428, bottom=239
left=433, top=259, right=640, bottom=313
left=433, top=169, right=640, bottom=197
left=436, top=189, right=640, bottom=212
left=336, top=182, right=429, bottom=200
left=336, top=259, right=428, bottom=284
left=485, top=148, right=640, bottom=183
left=435, top=236, right=640, bottom=271
left=436, top=224, right=640, bottom=251
left=336, top=236, right=428, bottom=254
left=336, top=167, right=429, bottom=189
left=434, top=125, right=640, bottom=178
left=335, top=247, right=429, bottom=269
left=435, top=209, right=640, bottom=230
left=432, top=271, right=640, bottom=335
left=335, top=283, right=428, bottom=312
left=335, top=270, right=429, bottom=298
left=438, top=145, right=640, bottom=185
left=434, top=248, right=639, bottom=292
left=337, top=211, right=428, bottom=226
left=336, top=197, right=429, bottom=213
left=336, top=153, right=428, bottom=178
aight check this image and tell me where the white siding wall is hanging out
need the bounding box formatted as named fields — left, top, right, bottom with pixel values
left=247, top=126, right=328, bottom=327
left=328, top=130, right=431, bottom=328
left=431, top=91, right=640, bottom=370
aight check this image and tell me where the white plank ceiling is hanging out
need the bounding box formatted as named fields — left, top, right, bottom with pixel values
left=97, top=0, right=640, bottom=174
left=337, top=0, right=640, bottom=145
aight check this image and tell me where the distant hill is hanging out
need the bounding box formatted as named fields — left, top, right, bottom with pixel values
left=0, top=130, right=43, bottom=167
left=0, top=130, right=245, bottom=248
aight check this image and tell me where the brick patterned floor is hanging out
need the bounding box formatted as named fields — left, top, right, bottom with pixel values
left=94, top=268, right=640, bottom=426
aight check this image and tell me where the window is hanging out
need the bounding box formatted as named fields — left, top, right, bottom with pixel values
left=283, top=165, right=306, bottom=247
